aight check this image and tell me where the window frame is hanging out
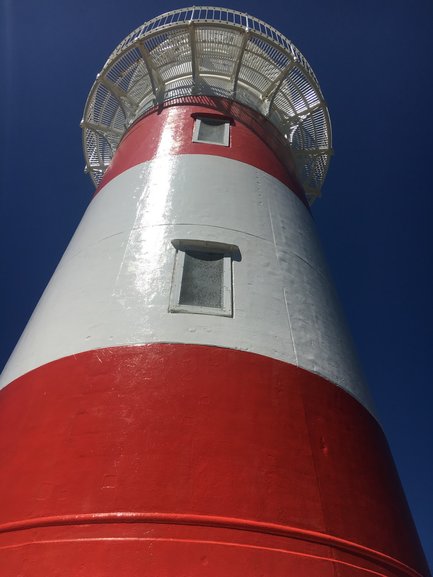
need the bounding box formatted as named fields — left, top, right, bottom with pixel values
left=192, top=116, right=231, bottom=147
left=169, top=240, right=235, bottom=317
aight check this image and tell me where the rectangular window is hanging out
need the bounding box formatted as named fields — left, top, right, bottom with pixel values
left=179, top=250, right=224, bottom=308
left=169, top=241, right=235, bottom=317
left=192, top=116, right=230, bottom=146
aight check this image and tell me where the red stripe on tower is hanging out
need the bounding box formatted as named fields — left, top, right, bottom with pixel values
left=0, top=7, right=430, bottom=577
left=0, top=346, right=428, bottom=576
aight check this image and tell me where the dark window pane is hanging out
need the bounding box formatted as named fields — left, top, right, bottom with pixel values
left=197, top=119, right=227, bottom=144
left=179, top=250, right=224, bottom=308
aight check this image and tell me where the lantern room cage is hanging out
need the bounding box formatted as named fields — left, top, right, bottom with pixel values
left=81, top=6, right=332, bottom=204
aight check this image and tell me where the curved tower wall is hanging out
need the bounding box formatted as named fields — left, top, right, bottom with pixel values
left=0, top=100, right=368, bottom=407
left=1, top=96, right=429, bottom=577
left=1, top=8, right=430, bottom=577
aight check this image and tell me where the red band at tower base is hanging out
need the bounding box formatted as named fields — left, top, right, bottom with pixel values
left=0, top=344, right=429, bottom=577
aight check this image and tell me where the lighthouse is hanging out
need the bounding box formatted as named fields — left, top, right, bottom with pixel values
left=0, top=6, right=430, bottom=576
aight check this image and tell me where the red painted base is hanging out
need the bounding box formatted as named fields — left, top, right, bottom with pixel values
left=0, top=344, right=429, bottom=576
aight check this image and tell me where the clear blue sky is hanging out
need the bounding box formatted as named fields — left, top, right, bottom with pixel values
left=1, top=0, right=432, bottom=568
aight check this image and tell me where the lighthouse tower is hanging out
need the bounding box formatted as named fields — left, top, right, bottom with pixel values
left=0, top=7, right=430, bottom=577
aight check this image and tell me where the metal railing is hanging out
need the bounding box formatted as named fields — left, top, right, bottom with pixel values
left=82, top=6, right=332, bottom=203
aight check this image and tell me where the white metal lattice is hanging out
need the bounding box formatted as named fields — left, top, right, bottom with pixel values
left=82, top=6, right=332, bottom=203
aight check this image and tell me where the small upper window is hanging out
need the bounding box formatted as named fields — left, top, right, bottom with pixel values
left=192, top=116, right=230, bottom=147
left=169, top=240, right=237, bottom=317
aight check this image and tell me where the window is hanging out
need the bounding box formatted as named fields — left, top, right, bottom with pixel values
left=169, top=240, right=237, bottom=317
left=192, top=116, right=230, bottom=146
